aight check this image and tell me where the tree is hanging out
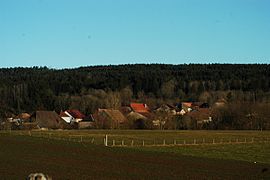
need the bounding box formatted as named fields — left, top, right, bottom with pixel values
left=161, top=79, right=176, bottom=99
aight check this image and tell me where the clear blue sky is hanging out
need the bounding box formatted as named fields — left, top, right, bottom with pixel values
left=1, top=0, right=270, bottom=68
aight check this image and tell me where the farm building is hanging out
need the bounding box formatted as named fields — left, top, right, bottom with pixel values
left=155, top=104, right=178, bottom=115
left=15, top=113, right=31, bottom=121
left=95, top=109, right=126, bottom=129
left=181, top=102, right=193, bottom=112
left=60, top=109, right=86, bottom=123
left=30, top=111, right=69, bottom=129
left=78, top=115, right=95, bottom=129
left=127, top=111, right=148, bottom=129
left=130, top=103, right=150, bottom=114
left=185, top=108, right=212, bottom=129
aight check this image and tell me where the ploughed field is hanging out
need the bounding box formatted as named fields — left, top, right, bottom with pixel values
left=0, top=130, right=269, bottom=179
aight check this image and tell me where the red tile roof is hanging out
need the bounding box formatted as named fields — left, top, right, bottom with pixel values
left=67, top=110, right=85, bottom=119
left=130, top=103, right=149, bottom=113
left=182, top=102, right=192, bottom=108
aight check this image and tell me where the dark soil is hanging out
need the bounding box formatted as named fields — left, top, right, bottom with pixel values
left=0, top=134, right=269, bottom=180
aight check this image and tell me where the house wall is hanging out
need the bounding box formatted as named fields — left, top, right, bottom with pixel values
left=78, top=122, right=93, bottom=129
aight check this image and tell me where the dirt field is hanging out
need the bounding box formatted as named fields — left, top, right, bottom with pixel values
left=0, top=131, right=269, bottom=179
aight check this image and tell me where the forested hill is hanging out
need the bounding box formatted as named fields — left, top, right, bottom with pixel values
left=0, top=64, right=270, bottom=116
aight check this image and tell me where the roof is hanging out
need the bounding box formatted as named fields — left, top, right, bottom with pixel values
left=16, top=113, right=31, bottom=120
left=98, top=109, right=126, bottom=123
left=155, top=104, right=177, bottom=112
left=130, top=103, right=149, bottom=113
left=119, top=106, right=132, bottom=115
left=127, top=111, right=147, bottom=121
left=182, top=102, right=193, bottom=108
left=59, top=111, right=69, bottom=117
left=31, top=111, right=69, bottom=129
left=66, top=110, right=85, bottom=119
left=186, top=108, right=211, bottom=120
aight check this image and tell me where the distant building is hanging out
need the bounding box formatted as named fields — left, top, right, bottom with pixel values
left=30, top=111, right=69, bottom=129
left=130, top=103, right=150, bottom=114
left=95, top=109, right=126, bottom=129
left=60, top=109, right=86, bottom=123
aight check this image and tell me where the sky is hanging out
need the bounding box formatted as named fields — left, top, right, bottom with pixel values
left=0, top=0, right=270, bottom=68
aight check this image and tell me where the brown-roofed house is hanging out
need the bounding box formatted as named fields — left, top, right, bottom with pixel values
left=185, top=108, right=212, bottom=129
left=30, top=111, right=70, bottom=129
left=78, top=115, right=95, bottom=129
left=95, top=109, right=126, bottom=129
left=17, top=113, right=31, bottom=120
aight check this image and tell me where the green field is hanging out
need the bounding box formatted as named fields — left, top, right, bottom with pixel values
left=0, top=130, right=269, bottom=179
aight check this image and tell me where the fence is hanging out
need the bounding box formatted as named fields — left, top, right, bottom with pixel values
left=105, top=136, right=270, bottom=147
left=2, top=131, right=269, bottom=148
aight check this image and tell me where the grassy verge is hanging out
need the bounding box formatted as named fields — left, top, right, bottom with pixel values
left=131, top=142, right=270, bottom=164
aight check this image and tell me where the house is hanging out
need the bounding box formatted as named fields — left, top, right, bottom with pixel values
left=127, top=111, right=148, bottom=129
left=78, top=115, right=95, bottom=129
left=155, top=104, right=177, bottom=115
left=130, top=103, right=150, bottom=114
left=30, top=111, right=69, bottom=129
left=15, top=113, right=31, bottom=122
left=60, top=109, right=86, bottom=123
left=192, top=102, right=209, bottom=109
left=179, top=109, right=186, bottom=115
left=185, top=108, right=212, bottom=129
left=181, top=102, right=193, bottom=112
left=95, top=109, right=126, bottom=129
left=180, top=102, right=209, bottom=115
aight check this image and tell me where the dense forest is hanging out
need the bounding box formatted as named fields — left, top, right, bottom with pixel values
left=0, top=64, right=270, bottom=118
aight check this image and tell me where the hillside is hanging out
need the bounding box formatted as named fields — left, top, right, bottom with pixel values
left=0, top=64, right=270, bottom=116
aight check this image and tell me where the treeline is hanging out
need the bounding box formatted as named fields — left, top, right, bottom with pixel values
left=0, top=64, right=270, bottom=116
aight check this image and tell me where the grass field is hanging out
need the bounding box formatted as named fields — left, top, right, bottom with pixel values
left=0, top=130, right=269, bottom=179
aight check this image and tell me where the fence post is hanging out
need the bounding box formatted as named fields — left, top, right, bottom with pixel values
left=184, top=140, right=186, bottom=145
left=174, top=140, right=176, bottom=145
left=91, top=138, right=95, bottom=144
left=143, top=140, right=145, bottom=146
left=80, top=136, right=83, bottom=142
left=163, top=139, right=166, bottom=146
left=113, top=140, right=115, bottom=146
left=104, top=135, right=108, bottom=147
left=131, top=140, right=134, bottom=146
left=194, top=139, right=196, bottom=145
left=121, top=140, right=124, bottom=146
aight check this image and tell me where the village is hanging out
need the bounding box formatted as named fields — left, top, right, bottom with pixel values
left=0, top=100, right=226, bottom=131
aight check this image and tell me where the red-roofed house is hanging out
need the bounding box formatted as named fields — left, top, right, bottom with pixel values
left=181, top=102, right=193, bottom=112
left=130, top=103, right=149, bottom=114
left=60, top=110, right=86, bottom=123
